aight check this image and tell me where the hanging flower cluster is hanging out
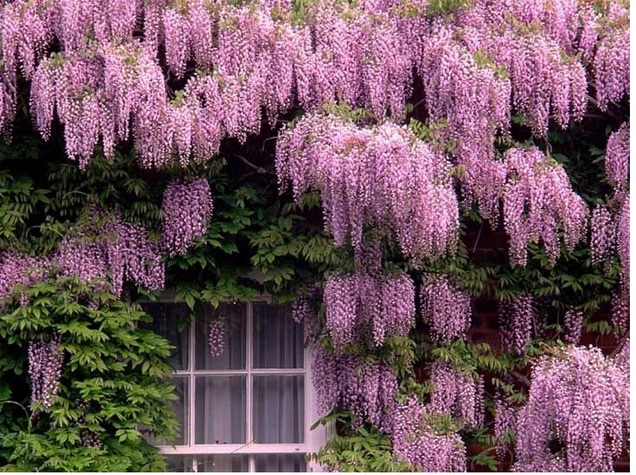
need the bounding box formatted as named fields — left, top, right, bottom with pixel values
left=389, top=397, right=467, bottom=472
left=610, top=290, right=629, bottom=336
left=420, top=274, right=471, bottom=343
left=0, top=211, right=165, bottom=300
left=428, top=361, right=484, bottom=428
left=514, top=345, right=630, bottom=472
left=592, top=3, right=630, bottom=111
left=503, top=147, right=587, bottom=267
left=162, top=178, right=213, bottom=257
left=616, top=195, right=629, bottom=288
left=590, top=205, right=616, bottom=266
left=323, top=269, right=415, bottom=350
left=494, top=391, right=518, bottom=457
left=28, top=334, right=63, bottom=409
left=605, top=123, right=630, bottom=191
left=311, top=348, right=397, bottom=432
left=208, top=317, right=226, bottom=358
left=0, top=252, right=49, bottom=302
left=562, top=308, right=583, bottom=345
left=277, top=114, right=459, bottom=260
left=499, top=295, right=534, bottom=354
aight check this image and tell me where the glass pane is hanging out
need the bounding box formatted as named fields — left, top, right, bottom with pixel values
left=196, top=455, right=249, bottom=472
left=145, top=377, right=188, bottom=446
left=254, top=454, right=307, bottom=472
left=195, top=303, right=246, bottom=370
left=164, top=455, right=193, bottom=472
left=195, top=376, right=246, bottom=444
left=139, top=302, right=190, bottom=370
left=253, top=376, right=304, bottom=443
left=253, top=302, right=304, bottom=369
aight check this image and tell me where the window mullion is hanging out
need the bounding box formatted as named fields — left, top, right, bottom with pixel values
left=189, top=313, right=196, bottom=449
left=246, top=302, right=254, bottom=469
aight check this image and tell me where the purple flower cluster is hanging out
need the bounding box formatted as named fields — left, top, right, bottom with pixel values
left=208, top=317, right=226, bottom=358
left=428, top=361, right=484, bottom=428
left=499, top=295, right=534, bottom=354
left=605, top=123, right=630, bottom=191
left=494, top=391, right=518, bottom=457
left=610, top=290, right=629, bottom=336
left=420, top=275, right=471, bottom=343
left=503, top=147, right=587, bottom=267
left=0, top=252, right=48, bottom=302
left=562, top=308, right=583, bottom=345
left=56, top=236, right=109, bottom=284
left=389, top=397, right=467, bottom=472
left=514, top=345, right=630, bottom=472
left=616, top=195, right=629, bottom=288
left=592, top=4, right=630, bottom=110
left=28, top=334, right=63, bottom=409
left=590, top=205, right=616, bottom=266
left=311, top=347, right=397, bottom=432
left=0, top=211, right=165, bottom=301
left=162, top=178, right=213, bottom=257
left=277, top=114, right=459, bottom=260
left=323, top=269, right=415, bottom=350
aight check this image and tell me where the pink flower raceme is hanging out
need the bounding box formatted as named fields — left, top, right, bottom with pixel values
left=323, top=269, right=415, bottom=350
left=503, top=147, right=587, bottom=267
left=420, top=274, right=471, bottom=343
left=28, top=334, right=63, bottom=409
left=590, top=205, right=616, bottom=266
left=276, top=114, right=459, bottom=261
left=428, top=361, right=484, bottom=428
left=311, top=348, right=397, bottom=432
left=605, top=123, right=630, bottom=191
left=161, top=178, right=213, bottom=257
left=208, top=317, right=226, bottom=358
left=389, top=397, right=467, bottom=472
left=562, top=308, right=583, bottom=345
left=499, top=295, right=534, bottom=354
left=514, top=345, right=630, bottom=472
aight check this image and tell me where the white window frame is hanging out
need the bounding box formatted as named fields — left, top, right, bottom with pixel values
left=147, top=295, right=328, bottom=472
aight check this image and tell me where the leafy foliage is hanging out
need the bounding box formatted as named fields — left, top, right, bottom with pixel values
left=0, top=277, right=178, bottom=471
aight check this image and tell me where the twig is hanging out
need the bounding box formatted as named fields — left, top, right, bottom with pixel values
left=609, top=334, right=629, bottom=359
left=471, top=222, right=484, bottom=254
left=510, top=370, right=531, bottom=386
left=235, top=154, right=266, bottom=173
left=586, top=94, right=621, bottom=122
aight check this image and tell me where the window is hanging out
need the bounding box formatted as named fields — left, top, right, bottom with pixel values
left=140, top=298, right=326, bottom=472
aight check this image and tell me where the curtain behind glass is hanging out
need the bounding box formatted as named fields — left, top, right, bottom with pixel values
left=139, top=302, right=189, bottom=370
left=253, top=302, right=303, bottom=369
left=252, top=303, right=304, bottom=445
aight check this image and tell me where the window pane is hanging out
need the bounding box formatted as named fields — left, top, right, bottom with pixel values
left=196, top=455, right=249, bottom=472
left=195, top=376, right=246, bottom=444
left=164, top=455, right=193, bottom=472
left=139, top=302, right=189, bottom=370
left=145, top=377, right=188, bottom=446
left=254, top=454, right=307, bottom=472
left=253, top=302, right=303, bottom=369
left=195, top=303, right=246, bottom=370
left=253, top=376, right=304, bottom=443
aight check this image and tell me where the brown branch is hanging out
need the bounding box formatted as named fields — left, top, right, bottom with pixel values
left=510, top=370, right=531, bottom=387
left=609, top=334, right=629, bottom=359
left=235, top=154, right=267, bottom=173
